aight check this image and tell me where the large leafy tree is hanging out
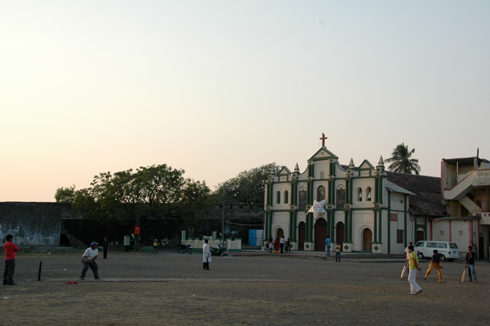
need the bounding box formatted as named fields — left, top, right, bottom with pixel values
left=386, top=143, right=421, bottom=175
left=212, top=163, right=279, bottom=205
left=55, top=164, right=211, bottom=223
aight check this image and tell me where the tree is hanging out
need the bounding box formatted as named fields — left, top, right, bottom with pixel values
left=386, top=143, right=421, bottom=175
left=54, top=185, right=76, bottom=203
left=54, top=164, right=212, bottom=223
left=212, top=163, right=279, bottom=205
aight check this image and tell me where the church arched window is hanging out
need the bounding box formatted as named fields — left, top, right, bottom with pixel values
left=284, top=191, right=289, bottom=204
left=366, top=187, right=372, bottom=201
left=357, top=188, right=363, bottom=201
left=277, top=191, right=281, bottom=204
left=317, top=185, right=326, bottom=201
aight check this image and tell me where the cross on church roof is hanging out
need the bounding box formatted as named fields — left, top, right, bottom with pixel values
left=320, top=133, right=328, bottom=147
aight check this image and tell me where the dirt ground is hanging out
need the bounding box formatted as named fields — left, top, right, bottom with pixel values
left=1, top=250, right=489, bottom=326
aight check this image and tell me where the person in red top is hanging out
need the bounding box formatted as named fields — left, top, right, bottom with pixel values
left=3, top=234, right=19, bottom=285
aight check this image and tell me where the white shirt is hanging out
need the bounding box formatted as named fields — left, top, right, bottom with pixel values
left=82, top=247, right=98, bottom=260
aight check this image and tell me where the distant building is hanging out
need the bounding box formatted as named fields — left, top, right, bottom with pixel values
left=441, top=156, right=490, bottom=259
left=264, top=136, right=446, bottom=255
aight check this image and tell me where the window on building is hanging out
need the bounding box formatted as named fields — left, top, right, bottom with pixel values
left=317, top=185, right=325, bottom=201
left=440, top=230, right=444, bottom=236
left=336, top=185, right=345, bottom=209
left=276, top=191, right=281, bottom=204
left=320, top=171, right=325, bottom=179
left=366, top=187, right=372, bottom=201
left=397, top=230, right=403, bottom=243
left=284, top=191, right=289, bottom=204
left=298, top=190, right=307, bottom=210
left=459, top=231, right=463, bottom=236
left=357, top=188, right=362, bottom=201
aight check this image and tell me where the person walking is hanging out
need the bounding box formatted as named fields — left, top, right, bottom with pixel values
left=102, top=237, right=109, bottom=259
left=202, top=239, right=211, bottom=270
left=286, top=238, right=291, bottom=252
left=325, top=236, right=331, bottom=257
left=152, top=237, right=159, bottom=256
left=3, top=234, right=19, bottom=285
left=407, top=245, right=423, bottom=295
left=335, top=242, right=341, bottom=262
left=465, top=246, right=477, bottom=282
left=80, top=242, right=100, bottom=280
left=268, top=241, right=273, bottom=254
left=424, top=250, right=444, bottom=283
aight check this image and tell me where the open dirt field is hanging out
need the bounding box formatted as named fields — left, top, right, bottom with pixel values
left=1, top=250, right=489, bottom=325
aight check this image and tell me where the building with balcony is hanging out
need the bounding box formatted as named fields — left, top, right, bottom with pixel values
left=441, top=156, right=490, bottom=259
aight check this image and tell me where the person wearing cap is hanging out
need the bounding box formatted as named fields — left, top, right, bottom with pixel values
left=424, top=249, right=444, bottom=283
left=80, top=242, right=100, bottom=280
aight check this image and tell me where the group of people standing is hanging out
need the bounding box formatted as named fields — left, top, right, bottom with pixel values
left=404, top=242, right=478, bottom=296
left=267, top=237, right=291, bottom=254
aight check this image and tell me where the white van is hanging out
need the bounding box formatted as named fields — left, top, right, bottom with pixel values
left=414, top=241, right=459, bottom=261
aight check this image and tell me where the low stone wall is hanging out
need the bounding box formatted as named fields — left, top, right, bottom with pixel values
left=183, top=239, right=242, bottom=253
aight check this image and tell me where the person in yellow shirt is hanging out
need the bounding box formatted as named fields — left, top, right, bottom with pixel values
left=408, top=245, right=423, bottom=295
left=335, top=242, right=341, bottom=262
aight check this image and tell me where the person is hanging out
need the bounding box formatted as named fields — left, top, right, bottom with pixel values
left=407, top=245, right=423, bottom=295
left=274, top=238, right=280, bottom=254
left=335, top=242, right=341, bottom=262
left=102, top=237, right=109, bottom=259
left=424, top=249, right=444, bottom=283
left=3, top=234, right=19, bottom=285
left=465, top=246, right=477, bottom=282
left=152, top=237, right=159, bottom=256
left=80, top=242, right=100, bottom=280
left=402, top=242, right=413, bottom=278
left=280, top=237, right=285, bottom=253
left=325, top=236, right=331, bottom=256
left=202, top=239, right=211, bottom=270
left=286, top=238, right=291, bottom=252
left=269, top=241, right=273, bottom=254
left=404, top=242, right=413, bottom=261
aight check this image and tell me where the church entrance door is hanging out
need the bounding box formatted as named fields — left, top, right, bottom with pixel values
left=298, top=222, right=306, bottom=251
left=336, top=222, right=344, bottom=251
left=276, top=228, right=284, bottom=240
left=362, top=228, right=373, bottom=252
left=314, top=218, right=327, bottom=251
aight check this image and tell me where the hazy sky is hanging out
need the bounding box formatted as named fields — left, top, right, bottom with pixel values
left=1, top=1, right=489, bottom=202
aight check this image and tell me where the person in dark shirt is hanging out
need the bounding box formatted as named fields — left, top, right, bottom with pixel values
left=465, top=246, right=477, bottom=282
left=424, top=249, right=444, bottom=283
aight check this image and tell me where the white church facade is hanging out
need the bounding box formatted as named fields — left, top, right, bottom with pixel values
left=263, top=137, right=445, bottom=255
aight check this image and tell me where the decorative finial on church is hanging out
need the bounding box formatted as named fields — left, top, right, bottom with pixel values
left=349, top=158, right=355, bottom=168
left=294, top=163, right=300, bottom=173
left=320, top=133, right=328, bottom=147
left=378, top=156, right=384, bottom=165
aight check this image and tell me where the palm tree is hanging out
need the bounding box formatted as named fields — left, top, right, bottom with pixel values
left=386, top=143, right=421, bottom=175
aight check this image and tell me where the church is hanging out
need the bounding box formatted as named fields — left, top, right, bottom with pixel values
left=263, top=134, right=445, bottom=254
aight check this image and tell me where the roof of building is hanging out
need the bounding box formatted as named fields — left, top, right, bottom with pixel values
left=387, top=172, right=446, bottom=218
left=442, top=156, right=490, bottom=166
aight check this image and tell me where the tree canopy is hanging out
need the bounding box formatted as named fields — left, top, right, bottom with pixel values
left=385, top=143, right=421, bottom=175
left=55, top=164, right=212, bottom=223
left=211, top=163, right=279, bottom=205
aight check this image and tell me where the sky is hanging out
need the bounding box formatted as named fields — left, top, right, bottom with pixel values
left=1, top=1, right=489, bottom=202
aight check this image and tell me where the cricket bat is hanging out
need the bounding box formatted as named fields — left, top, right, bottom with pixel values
left=401, top=266, right=408, bottom=278
left=461, top=269, right=466, bottom=283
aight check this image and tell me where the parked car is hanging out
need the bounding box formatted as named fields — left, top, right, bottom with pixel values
left=414, top=241, right=459, bottom=261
